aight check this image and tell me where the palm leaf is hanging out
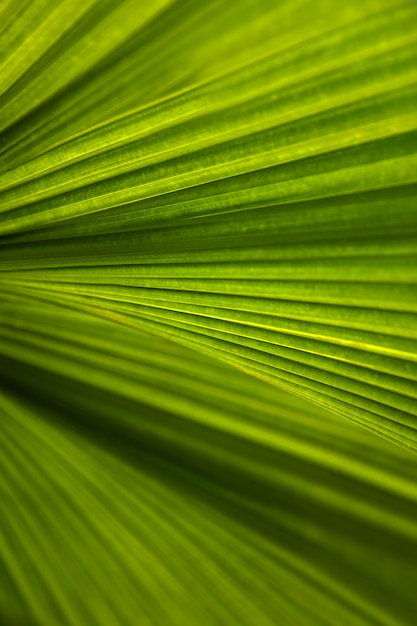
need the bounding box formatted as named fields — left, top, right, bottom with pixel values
left=1, top=1, right=417, bottom=624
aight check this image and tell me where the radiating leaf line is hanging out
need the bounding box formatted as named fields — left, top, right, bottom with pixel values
left=2, top=1, right=417, bottom=625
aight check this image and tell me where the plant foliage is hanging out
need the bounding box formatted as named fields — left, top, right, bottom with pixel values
left=1, top=1, right=417, bottom=624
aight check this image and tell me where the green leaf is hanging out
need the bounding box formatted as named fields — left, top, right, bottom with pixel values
left=1, top=1, right=417, bottom=624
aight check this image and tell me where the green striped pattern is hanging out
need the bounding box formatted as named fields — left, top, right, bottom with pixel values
left=1, top=0, right=417, bottom=624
